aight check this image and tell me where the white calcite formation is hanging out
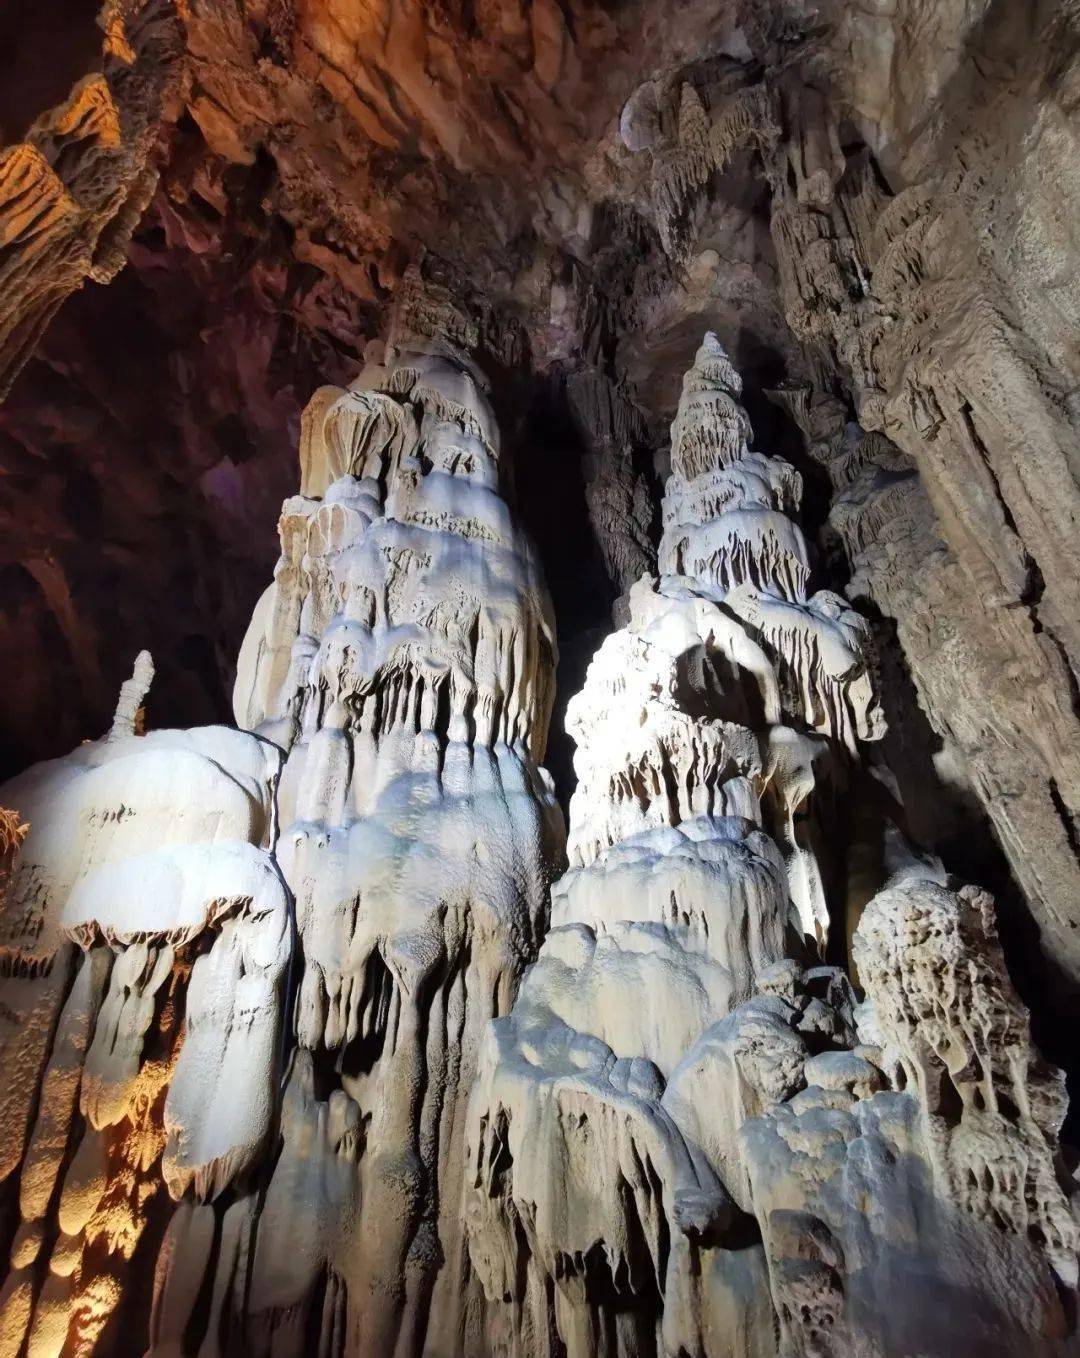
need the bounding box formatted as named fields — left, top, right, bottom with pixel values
left=464, top=337, right=1078, bottom=1357
left=181, top=339, right=563, bottom=1358
left=0, top=331, right=563, bottom=1358
left=0, top=659, right=286, bottom=1358
left=0, top=329, right=1076, bottom=1358
left=740, top=872, right=1079, bottom=1358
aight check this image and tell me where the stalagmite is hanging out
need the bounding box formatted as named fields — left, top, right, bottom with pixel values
left=465, top=336, right=1078, bottom=1357
left=215, top=330, right=564, bottom=1357
left=0, top=312, right=1076, bottom=1356
left=0, top=300, right=566, bottom=1356
left=743, top=872, right=1079, bottom=1357
left=0, top=656, right=286, bottom=1358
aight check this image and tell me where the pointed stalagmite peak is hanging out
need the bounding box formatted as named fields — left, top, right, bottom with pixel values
left=670, top=331, right=755, bottom=484
left=687, top=331, right=743, bottom=397
left=109, top=649, right=154, bottom=740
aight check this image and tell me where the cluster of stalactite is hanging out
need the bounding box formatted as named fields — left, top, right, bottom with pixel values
left=764, top=141, right=1080, bottom=998
left=0, top=0, right=181, bottom=401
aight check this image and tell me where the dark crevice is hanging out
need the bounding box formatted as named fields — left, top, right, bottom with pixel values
left=1049, top=777, right=1080, bottom=865
left=957, top=398, right=1038, bottom=601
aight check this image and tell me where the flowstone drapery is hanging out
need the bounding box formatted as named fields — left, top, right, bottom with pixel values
left=0, top=329, right=1075, bottom=1358
left=0, top=657, right=287, bottom=1358
left=464, top=336, right=1078, bottom=1357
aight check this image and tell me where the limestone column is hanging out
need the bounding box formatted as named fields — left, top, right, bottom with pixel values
left=231, top=333, right=565, bottom=1357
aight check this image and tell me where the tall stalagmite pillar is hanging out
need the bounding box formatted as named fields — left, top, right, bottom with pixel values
left=466, top=333, right=883, bottom=1355
left=219, top=335, right=565, bottom=1357
left=465, top=335, right=1076, bottom=1357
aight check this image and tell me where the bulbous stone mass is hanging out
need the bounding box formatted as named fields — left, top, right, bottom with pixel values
left=0, top=325, right=1073, bottom=1358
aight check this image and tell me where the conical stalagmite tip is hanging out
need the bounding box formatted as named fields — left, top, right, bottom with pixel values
left=698, top=330, right=725, bottom=357
left=689, top=331, right=742, bottom=398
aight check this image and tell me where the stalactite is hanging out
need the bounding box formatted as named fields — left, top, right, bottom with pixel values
left=566, top=366, right=657, bottom=622
left=0, top=0, right=182, bottom=400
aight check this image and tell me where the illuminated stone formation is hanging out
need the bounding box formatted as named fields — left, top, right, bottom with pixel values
left=158, top=339, right=565, bottom=1357
left=0, top=328, right=564, bottom=1358
left=463, top=337, right=1075, bottom=1358
left=0, top=680, right=286, bottom=1358
left=0, top=332, right=1074, bottom=1358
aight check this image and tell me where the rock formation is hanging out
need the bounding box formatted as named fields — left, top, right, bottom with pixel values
left=0, top=0, right=181, bottom=400
left=0, top=664, right=286, bottom=1358
left=465, top=337, right=1077, bottom=1357
left=1, top=297, right=1078, bottom=1352
left=762, top=140, right=1080, bottom=998
left=0, top=316, right=565, bottom=1357
left=2, top=0, right=1080, bottom=1353
left=220, top=332, right=564, bottom=1358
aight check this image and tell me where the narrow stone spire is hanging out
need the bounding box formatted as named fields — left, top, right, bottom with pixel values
left=108, top=649, right=154, bottom=740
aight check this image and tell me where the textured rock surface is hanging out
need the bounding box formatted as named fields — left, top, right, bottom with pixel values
left=228, top=326, right=564, bottom=1358
left=6, top=1, right=1079, bottom=998
left=463, top=339, right=1080, bottom=1357
left=0, top=0, right=181, bottom=399
left=0, top=306, right=567, bottom=1355
left=0, top=658, right=285, bottom=1357
left=1, top=320, right=1079, bottom=1353
left=2, top=0, right=1080, bottom=1352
